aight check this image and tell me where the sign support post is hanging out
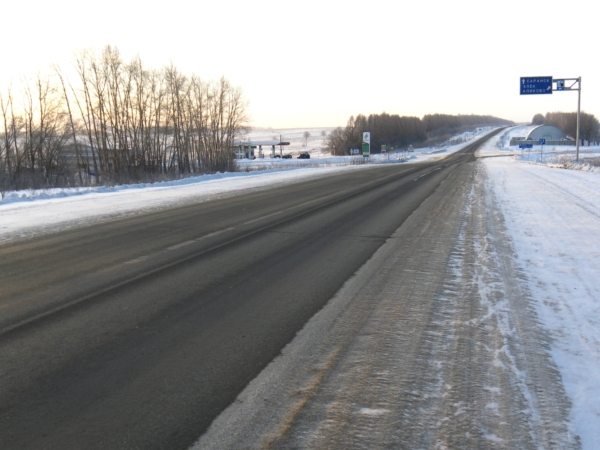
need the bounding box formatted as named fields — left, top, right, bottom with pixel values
left=577, top=78, right=581, bottom=161
left=362, top=132, right=370, bottom=158
left=555, top=77, right=582, bottom=161
left=520, top=76, right=582, bottom=161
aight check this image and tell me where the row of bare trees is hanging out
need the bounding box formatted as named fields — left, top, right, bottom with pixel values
left=1, top=46, right=249, bottom=193
left=422, top=114, right=513, bottom=137
left=325, top=113, right=513, bottom=155
left=538, top=111, right=600, bottom=145
left=326, top=113, right=426, bottom=156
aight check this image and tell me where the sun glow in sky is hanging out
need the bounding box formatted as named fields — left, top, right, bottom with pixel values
left=1, top=0, right=598, bottom=128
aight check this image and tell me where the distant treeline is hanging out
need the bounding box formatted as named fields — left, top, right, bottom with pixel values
left=0, top=45, right=249, bottom=193
left=532, top=112, right=599, bottom=145
left=325, top=113, right=513, bottom=155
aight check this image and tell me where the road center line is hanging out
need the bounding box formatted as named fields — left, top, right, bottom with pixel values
left=167, top=240, right=197, bottom=251
left=291, top=199, right=322, bottom=209
left=415, top=167, right=442, bottom=181
left=125, top=228, right=237, bottom=264
left=196, top=227, right=235, bottom=240
left=124, top=256, right=150, bottom=264
left=244, top=211, right=282, bottom=225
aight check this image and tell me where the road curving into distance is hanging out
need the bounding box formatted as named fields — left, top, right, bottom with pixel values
left=0, top=131, right=504, bottom=449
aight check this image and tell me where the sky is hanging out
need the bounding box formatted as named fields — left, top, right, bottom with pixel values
left=1, top=0, right=598, bottom=128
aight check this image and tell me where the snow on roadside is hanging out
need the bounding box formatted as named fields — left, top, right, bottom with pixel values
left=0, top=166, right=368, bottom=243
left=5, top=125, right=598, bottom=445
left=0, top=127, right=495, bottom=243
left=479, top=130, right=600, bottom=449
left=482, top=124, right=600, bottom=171
left=242, top=125, right=494, bottom=158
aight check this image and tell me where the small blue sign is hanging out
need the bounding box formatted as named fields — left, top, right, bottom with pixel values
left=519, top=144, right=533, bottom=149
left=520, top=77, right=553, bottom=95
left=556, top=80, right=565, bottom=90
left=539, top=139, right=546, bottom=145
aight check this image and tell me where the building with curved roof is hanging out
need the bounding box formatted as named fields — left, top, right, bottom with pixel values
left=510, top=125, right=574, bottom=146
left=527, top=125, right=567, bottom=141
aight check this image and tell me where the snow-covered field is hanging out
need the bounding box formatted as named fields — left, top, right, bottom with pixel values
left=242, top=127, right=332, bottom=157
left=0, top=127, right=492, bottom=242
left=479, top=127, right=600, bottom=448
left=236, top=126, right=493, bottom=169
left=2, top=125, right=599, bottom=447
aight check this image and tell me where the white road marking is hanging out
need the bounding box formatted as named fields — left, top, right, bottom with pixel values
left=415, top=167, right=443, bottom=181
left=124, top=256, right=150, bottom=264
left=167, top=240, right=196, bottom=251
left=196, top=227, right=235, bottom=240
left=244, top=211, right=282, bottom=225
left=293, top=199, right=322, bottom=209
left=124, top=227, right=237, bottom=264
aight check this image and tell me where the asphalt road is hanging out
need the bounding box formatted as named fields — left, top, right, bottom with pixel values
left=196, top=130, right=576, bottom=450
left=0, top=132, right=500, bottom=449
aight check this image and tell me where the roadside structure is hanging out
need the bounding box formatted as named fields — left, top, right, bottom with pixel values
left=510, top=125, right=574, bottom=146
left=234, top=140, right=290, bottom=159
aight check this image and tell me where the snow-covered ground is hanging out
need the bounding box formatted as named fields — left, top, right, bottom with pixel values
left=241, top=127, right=332, bottom=157
left=235, top=127, right=494, bottom=171
left=194, top=126, right=600, bottom=449
left=0, top=127, right=493, bottom=243
left=2, top=125, right=598, bottom=447
left=478, top=127, right=600, bottom=448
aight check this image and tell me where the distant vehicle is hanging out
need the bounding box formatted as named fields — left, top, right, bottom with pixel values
left=297, top=152, right=310, bottom=159
left=282, top=154, right=292, bottom=159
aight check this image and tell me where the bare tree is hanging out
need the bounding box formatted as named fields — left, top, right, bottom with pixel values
left=531, top=113, right=544, bottom=125
left=1, top=45, right=249, bottom=191
left=0, top=88, right=17, bottom=191
left=302, top=131, right=310, bottom=148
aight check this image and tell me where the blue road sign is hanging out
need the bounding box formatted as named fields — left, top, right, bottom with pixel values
left=556, top=79, right=565, bottom=91
left=539, top=139, right=546, bottom=145
left=519, top=144, right=533, bottom=149
left=520, top=77, right=553, bottom=95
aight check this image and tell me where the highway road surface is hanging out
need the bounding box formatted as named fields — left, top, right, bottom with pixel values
left=0, top=130, right=576, bottom=449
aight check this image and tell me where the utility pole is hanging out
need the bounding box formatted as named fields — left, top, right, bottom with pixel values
left=576, top=78, right=581, bottom=161
left=554, top=77, right=582, bottom=161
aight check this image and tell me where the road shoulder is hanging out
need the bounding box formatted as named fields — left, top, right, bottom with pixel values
left=194, top=160, right=578, bottom=449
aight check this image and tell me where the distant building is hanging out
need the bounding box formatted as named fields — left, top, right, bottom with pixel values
left=233, top=140, right=290, bottom=159
left=510, top=125, right=574, bottom=146
left=527, top=125, right=567, bottom=141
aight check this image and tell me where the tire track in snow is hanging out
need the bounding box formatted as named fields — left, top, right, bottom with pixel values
left=194, top=161, right=579, bottom=449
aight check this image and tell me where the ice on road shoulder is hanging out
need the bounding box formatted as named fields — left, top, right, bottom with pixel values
left=0, top=165, right=371, bottom=242
left=482, top=154, right=600, bottom=449
left=0, top=127, right=491, bottom=243
left=194, top=130, right=594, bottom=449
